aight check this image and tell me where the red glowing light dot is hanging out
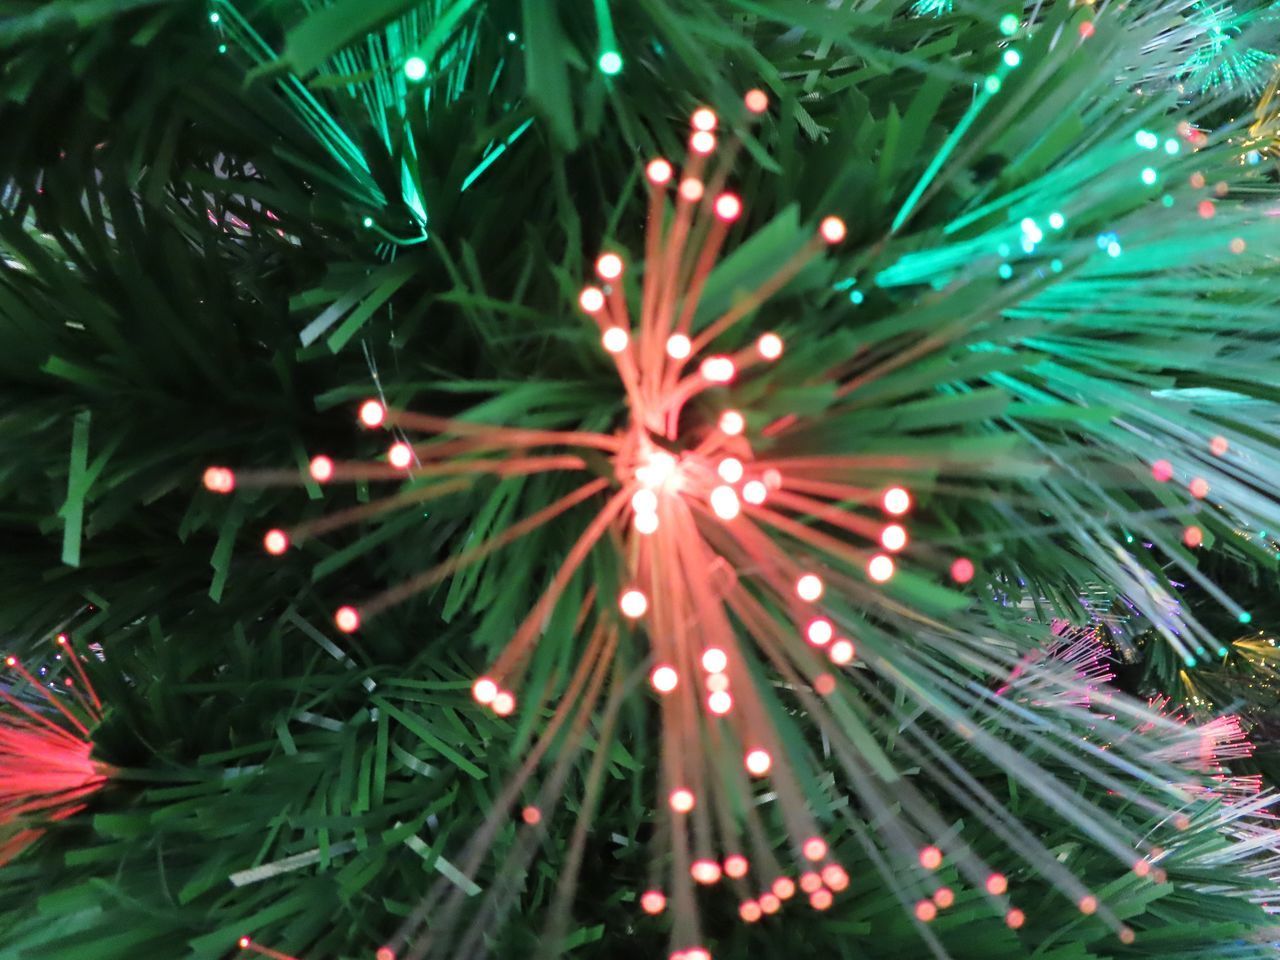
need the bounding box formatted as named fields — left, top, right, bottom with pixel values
left=802, top=837, right=828, bottom=861
left=640, top=890, right=667, bottom=915
left=1006, top=908, right=1025, bottom=929
left=667, top=333, right=692, bottom=360
left=986, top=872, right=1008, bottom=895
left=707, top=690, right=733, bottom=714
left=1119, top=927, right=1135, bottom=945
left=1198, top=199, right=1215, bottom=219
left=1189, top=477, right=1209, bottom=499
left=1078, top=895, right=1098, bottom=915
left=796, top=574, right=824, bottom=601
left=919, top=846, right=943, bottom=870
left=309, top=455, right=334, bottom=483
left=388, top=442, right=413, bottom=469
left=819, top=216, right=847, bottom=244
left=880, top=524, right=907, bottom=551
left=691, top=859, right=723, bottom=884
left=739, top=900, right=763, bottom=923
left=521, top=805, right=542, bottom=825
left=647, top=158, right=673, bottom=185
left=700, top=356, right=735, bottom=382
left=822, top=865, right=849, bottom=891
left=619, top=588, right=648, bottom=618
left=745, top=749, right=772, bottom=776
left=473, top=677, right=498, bottom=704
left=1078, top=19, right=1095, bottom=38
left=806, top=618, right=834, bottom=645
left=1151, top=459, right=1173, bottom=482
left=883, top=486, right=911, bottom=515
left=800, top=871, right=823, bottom=894
left=706, top=672, right=729, bottom=693
left=915, top=900, right=938, bottom=922
left=579, top=286, right=605, bottom=313
left=56, top=633, right=68, bottom=645
left=1210, top=436, right=1229, bottom=456
left=701, top=648, right=728, bottom=673
left=602, top=326, right=630, bottom=353
left=718, top=457, right=744, bottom=483
left=744, top=88, right=769, bottom=113
left=679, top=178, right=705, bottom=202
left=690, top=131, right=717, bottom=155
left=830, top=641, right=857, bottom=668
left=868, top=554, right=895, bottom=583
left=950, top=557, right=975, bottom=583
left=1229, top=237, right=1246, bottom=254
left=492, top=691, right=515, bottom=716
left=651, top=665, right=679, bottom=693
left=710, top=485, right=741, bottom=520
left=334, top=606, right=360, bottom=633
left=756, top=332, right=784, bottom=361
left=809, top=888, right=834, bottom=911
left=203, top=466, right=236, bottom=494
left=4, top=656, right=15, bottom=668
left=263, top=529, right=290, bottom=555
left=725, top=854, right=749, bottom=879
left=719, top=410, right=745, bottom=435
left=814, top=673, right=836, bottom=696
left=742, top=480, right=767, bottom=504
left=933, top=887, right=955, bottom=909
left=359, top=399, right=386, bottom=428
left=1133, top=860, right=1151, bottom=878
left=376, top=949, right=396, bottom=960
left=713, top=192, right=742, bottom=221
left=596, top=253, right=623, bottom=280
left=759, top=893, right=782, bottom=914
left=685, top=950, right=711, bottom=960
left=238, top=937, right=252, bottom=949
left=1183, top=525, right=1203, bottom=548
left=670, top=788, right=695, bottom=813
left=772, top=877, right=796, bottom=900
left=763, top=468, right=782, bottom=490
left=691, top=107, right=718, bottom=132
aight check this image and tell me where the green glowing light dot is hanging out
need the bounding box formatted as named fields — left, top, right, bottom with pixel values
left=1164, top=138, right=1180, bottom=155
left=1140, top=167, right=1157, bottom=185
left=998, top=263, right=1013, bottom=279
left=1106, top=241, right=1121, bottom=257
left=849, top=290, right=865, bottom=305
left=209, top=11, right=220, bottom=23
left=599, top=51, right=623, bottom=75
left=1239, top=612, right=1253, bottom=624
left=1003, top=49, right=1021, bottom=67
left=218, top=43, right=227, bottom=53
left=999, top=14, right=1019, bottom=35
left=404, top=56, right=428, bottom=81
left=1217, top=647, right=1229, bottom=657
left=1134, top=130, right=1158, bottom=150
left=984, top=75, right=1001, bottom=93
left=361, top=216, right=374, bottom=228
left=1048, top=212, right=1065, bottom=230
left=1184, top=655, right=1197, bottom=667
left=1050, top=259, right=1063, bottom=272
left=507, top=32, right=517, bottom=41
left=1162, top=194, right=1174, bottom=207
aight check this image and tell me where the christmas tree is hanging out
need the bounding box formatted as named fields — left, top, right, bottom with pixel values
left=2, top=2, right=1280, bottom=959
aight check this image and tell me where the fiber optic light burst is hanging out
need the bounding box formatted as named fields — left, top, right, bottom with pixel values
left=1181, top=1, right=1279, bottom=95
left=208, top=96, right=1253, bottom=960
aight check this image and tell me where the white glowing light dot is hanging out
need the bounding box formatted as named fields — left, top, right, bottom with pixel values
left=690, top=130, right=716, bottom=154
left=492, top=691, right=515, bottom=716
left=717, top=457, right=744, bottom=483
left=742, top=480, right=767, bottom=504
left=710, top=485, right=741, bottom=520
left=579, top=286, right=605, bottom=313
left=646, top=159, right=673, bottom=185
left=829, top=639, right=854, bottom=665
left=596, top=253, right=624, bottom=280
left=757, top=332, right=783, bottom=360
left=714, top=193, right=742, bottom=221
left=602, top=326, right=629, bottom=353
left=691, top=107, right=718, bottom=132
left=620, top=589, right=648, bottom=618
left=666, top=333, right=692, bottom=359
left=637, top=450, right=677, bottom=488
left=632, top=489, right=658, bottom=514
left=745, top=749, right=772, bottom=776
left=806, top=619, right=834, bottom=645
left=359, top=400, right=386, bottom=428
left=868, top=554, right=895, bottom=583
left=700, top=356, right=735, bottom=382
left=882, top=486, right=911, bottom=515
left=796, top=574, right=824, bottom=601
left=706, top=672, right=729, bottom=693
left=744, top=89, right=769, bottom=113
left=679, top=178, right=704, bottom=202
left=880, top=524, right=907, bottom=551
left=472, top=677, right=498, bottom=704
left=707, top=690, right=733, bottom=714
left=309, top=455, right=334, bottom=483
left=634, top=511, right=659, bottom=535
left=719, top=410, right=745, bottom=435
left=820, top=216, right=847, bottom=244
left=651, top=665, right=679, bottom=693
left=388, top=442, right=413, bottom=469
left=701, top=648, right=728, bottom=673
left=263, top=529, right=289, bottom=555
left=670, top=788, right=695, bottom=812
left=335, top=606, right=360, bottom=633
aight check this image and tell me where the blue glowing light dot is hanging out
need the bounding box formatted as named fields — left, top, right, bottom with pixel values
left=1140, top=166, right=1157, bottom=185
left=984, top=75, right=1001, bottom=93
left=850, top=290, right=865, bottom=305
left=1048, top=212, right=1065, bottom=230
left=1239, top=612, right=1253, bottom=624
left=999, top=13, right=1020, bottom=35
left=1217, top=646, right=1229, bottom=657
left=1247, top=150, right=1261, bottom=165
left=998, top=263, right=1013, bottom=279
left=1183, top=655, right=1197, bottom=668
left=404, top=56, right=428, bottom=81
left=599, top=50, right=623, bottom=75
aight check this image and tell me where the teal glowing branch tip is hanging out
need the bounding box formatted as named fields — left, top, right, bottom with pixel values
left=404, top=56, right=428, bottom=81
left=598, top=50, right=623, bottom=75
left=999, top=13, right=1020, bottom=35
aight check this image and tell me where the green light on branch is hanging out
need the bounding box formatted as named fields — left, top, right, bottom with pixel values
left=209, top=11, right=220, bottom=23
left=1140, top=167, right=1157, bottom=185
left=984, top=75, right=1001, bottom=93
left=1239, top=612, right=1253, bottom=624
left=1002, top=49, right=1021, bottom=67
left=998, top=14, right=1019, bottom=35
left=404, top=56, right=427, bottom=82
left=598, top=50, right=623, bottom=75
